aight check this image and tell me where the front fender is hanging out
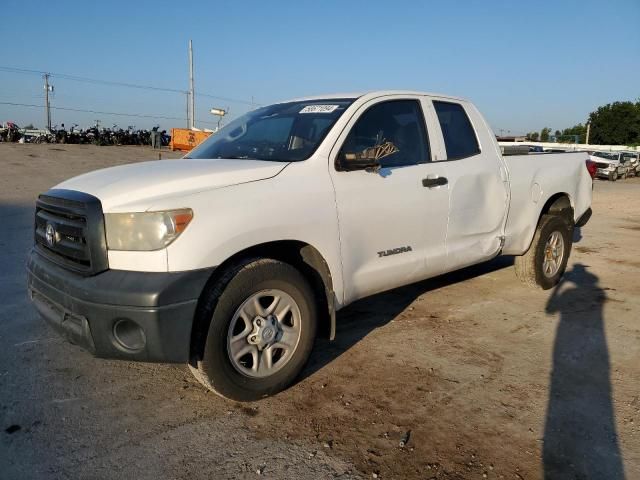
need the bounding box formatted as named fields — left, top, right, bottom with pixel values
left=159, top=163, right=346, bottom=307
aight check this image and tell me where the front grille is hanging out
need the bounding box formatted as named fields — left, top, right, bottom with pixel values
left=595, top=162, right=610, bottom=169
left=34, top=189, right=108, bottom=275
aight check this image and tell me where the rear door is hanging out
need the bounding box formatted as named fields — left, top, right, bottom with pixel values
left=426, top=98, right=509, bottom=270
left=329, top=96, right=449, bottom=304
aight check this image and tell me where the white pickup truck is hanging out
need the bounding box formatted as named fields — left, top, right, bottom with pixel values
left=27, top=91, right=594, bottom=401
left=589, top=151, right=629, bottom=181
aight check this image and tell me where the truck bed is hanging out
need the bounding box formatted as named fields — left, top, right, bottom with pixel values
left=501, top=152, right=592, bottom=255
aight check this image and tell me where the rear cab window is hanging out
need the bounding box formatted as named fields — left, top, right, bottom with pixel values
left=433, top=101, right=480, bottom=160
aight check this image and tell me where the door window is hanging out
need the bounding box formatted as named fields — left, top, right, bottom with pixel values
left=338, top=100, right=430, bottom=169
left=433, top=101, right=481, bottom=160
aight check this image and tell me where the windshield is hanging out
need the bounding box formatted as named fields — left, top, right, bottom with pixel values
left=593, top=151, right=619, bottom=161
left=187, top=99, right=354, bottom=161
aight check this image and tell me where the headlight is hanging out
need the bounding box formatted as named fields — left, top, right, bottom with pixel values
left=104, top=209, right=193, bottom=251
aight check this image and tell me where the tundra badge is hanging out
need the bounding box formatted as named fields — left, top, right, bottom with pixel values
left=378, top=246, right=413, bottom=258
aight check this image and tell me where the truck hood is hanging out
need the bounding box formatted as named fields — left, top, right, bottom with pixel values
left=55, top=158, right=289, bottom=211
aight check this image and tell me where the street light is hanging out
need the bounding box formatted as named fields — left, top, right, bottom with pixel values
left=209, top=107, right=228, bottom=130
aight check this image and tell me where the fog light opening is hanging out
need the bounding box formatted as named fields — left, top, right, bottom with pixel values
left=113, top=319, right=146, bottom=352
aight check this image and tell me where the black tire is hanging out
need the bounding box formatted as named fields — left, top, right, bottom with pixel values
left=514, top=214, right=572, bottom=290
left=190, top=258, right=317, bottom=401
left=609, top=171, right=618, bottom=181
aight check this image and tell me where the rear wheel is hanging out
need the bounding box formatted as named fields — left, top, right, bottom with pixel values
left=190, top=258, right=317, bottom=401
left=515, top=214, right=572, bottom=290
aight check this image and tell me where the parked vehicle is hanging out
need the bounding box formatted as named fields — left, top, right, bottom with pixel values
left=0, top=120, right=166, bottom=147
left=27, top=90, right=593, bottom=401
left=590, top=151, right=629, bottom=181
left=53, top=124, right=68, bottom=144
left=621, top=151, right=640, bottom=177
left=32, top=131, right=56, bottom=144
left=66, top=124, right=83, bottom=144
left=0, top=121, right=22, bottom=142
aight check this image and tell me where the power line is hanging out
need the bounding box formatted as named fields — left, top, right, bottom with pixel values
left=197, top=92, right=259, bottom=106
left=0, top=65, right=261, bottom=105
left=0, top=101, right=219, bottom=126
left=0, top=66, right=185, bottom=94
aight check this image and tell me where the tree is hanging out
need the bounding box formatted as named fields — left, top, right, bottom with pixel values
left=526, top=131, right=540, bottom=141
left=588, top=101, right=640, bottom=145
left=532, top=99, right=640, bottom=145
left=540, top=127, right=552, bottom=142
left=557, top=124, right=587, bottom=144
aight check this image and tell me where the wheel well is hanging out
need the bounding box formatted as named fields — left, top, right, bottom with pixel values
left=188, top=241, right=335, bottom=364
left=540, top=193, right=573, bottom=225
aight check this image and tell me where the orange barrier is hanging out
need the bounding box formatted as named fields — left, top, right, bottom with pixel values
left=170, top=128, right=212, bottom=152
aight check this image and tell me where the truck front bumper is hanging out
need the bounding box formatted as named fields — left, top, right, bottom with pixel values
left=27, top=250, right=214, bottom=363
left=595, top=168, right=614, bottom=179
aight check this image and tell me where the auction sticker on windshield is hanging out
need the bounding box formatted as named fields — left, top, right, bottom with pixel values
left=299, top=105, right=340, bottom=114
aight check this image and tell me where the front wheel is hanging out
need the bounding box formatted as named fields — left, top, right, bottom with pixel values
left=514, top=214, right=572, bottom=290
left=190, top=258, right=317, bottom=401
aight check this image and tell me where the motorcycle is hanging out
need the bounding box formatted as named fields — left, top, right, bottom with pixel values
left=53, top=124, right=68, bottom=144
left=1, top=122, right=22, bottom=142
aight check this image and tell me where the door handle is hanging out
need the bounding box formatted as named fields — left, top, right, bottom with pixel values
left=422, top=176, right=448, bottom=188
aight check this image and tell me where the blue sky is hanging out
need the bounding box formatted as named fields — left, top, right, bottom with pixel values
left=1, top=0, right=638, bottom=133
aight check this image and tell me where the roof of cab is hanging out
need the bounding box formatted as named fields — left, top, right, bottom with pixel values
left=283, top=90, right=468, bottom=104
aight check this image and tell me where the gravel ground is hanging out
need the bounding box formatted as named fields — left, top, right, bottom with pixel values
left=1, top=143, right=638, bottom=479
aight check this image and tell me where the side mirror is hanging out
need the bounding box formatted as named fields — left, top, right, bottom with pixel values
left=339, top=141, right=399, bottom=172
left=341, top=152, right=381, bottom=171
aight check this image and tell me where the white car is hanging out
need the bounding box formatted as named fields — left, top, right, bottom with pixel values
left=27, top=90, right=593, bottom=401
left=589, top=151, right=629, bottom=181
left=621, top=151, right=640, bottom=177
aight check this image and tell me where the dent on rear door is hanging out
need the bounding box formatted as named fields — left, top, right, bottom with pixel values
left=446, top=158, right=508, bottom=264
left=428, top=100, right=509, bottom=270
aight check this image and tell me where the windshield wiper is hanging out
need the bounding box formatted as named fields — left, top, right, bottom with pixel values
left=219, top=155, right=293, bottom=162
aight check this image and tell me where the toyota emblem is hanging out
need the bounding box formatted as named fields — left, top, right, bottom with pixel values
left=45, top=223, right=58, bottom=247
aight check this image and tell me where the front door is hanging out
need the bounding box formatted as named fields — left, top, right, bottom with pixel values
left=329, top=98, right=449, bottom=304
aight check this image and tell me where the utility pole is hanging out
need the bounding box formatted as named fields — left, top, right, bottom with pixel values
left=185, top=92, right=190, bottom=128
left=585, top=122, right=591, bottom=145
left=188, top=40, right=195, bottom=130
left=43, top=74, right=52, bottom=131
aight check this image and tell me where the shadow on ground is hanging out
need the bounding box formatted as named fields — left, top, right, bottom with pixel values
left=302, top=255, right=514, bottom=380
left=543, top=263, right=625, bottom=479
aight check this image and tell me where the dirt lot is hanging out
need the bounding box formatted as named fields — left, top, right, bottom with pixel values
left=1, top=143, right=638, bottom=479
